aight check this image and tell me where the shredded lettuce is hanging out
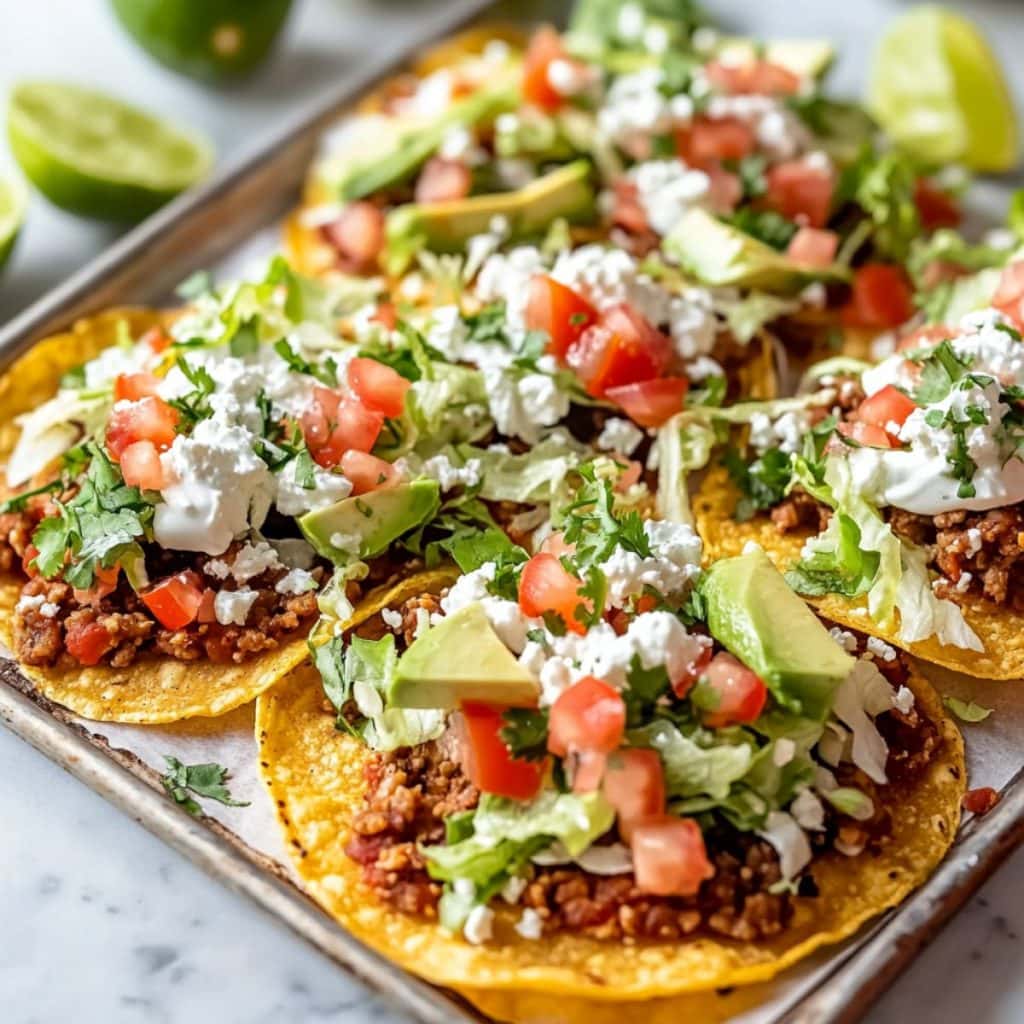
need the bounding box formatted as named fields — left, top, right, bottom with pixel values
left=459, top=435, right=584, bottom=504
left=654, top=413, right=716, bottom=526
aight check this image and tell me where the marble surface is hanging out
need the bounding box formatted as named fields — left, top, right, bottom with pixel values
left=5, top=1, right=1024, bottom=1022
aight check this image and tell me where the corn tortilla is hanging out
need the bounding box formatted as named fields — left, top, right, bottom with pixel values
left=695, top=465, right=1024, bottom=680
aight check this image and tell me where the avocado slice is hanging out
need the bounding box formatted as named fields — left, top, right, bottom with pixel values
left=299, top=480, right=440, bottom=563
left=389, top=602, right=540, bottom=709
left=339, top=84, right=518, bottom=201
left=702, top=548, right=854, bottom=720
left=664, top=208, right=848, bottom=294
left=713, top=38, right=835, bottom=80
left=385, top=160, right=596, bottom=274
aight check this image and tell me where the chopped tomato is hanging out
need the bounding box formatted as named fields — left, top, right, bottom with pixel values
left=836, top=421, right=898, bottom=449
left=856, top=384, right=917, bottom=443
left=197, top=588, right=217, bottom=624
left=669, top=634, right=713, bottom=699
left=518, top=552, right=590, bottom=635
left=614, top=458, right=642, bottom=493
left=322, top=201, right=385, bottom=272
left=459, top=702, right=545, bottom=800
left=21, top=544, right=40, bottom=578
left=993, top=262, right=1024, bottom=332
left=140, top=326, right=172, bottom=354
left=114, top=371, right=161, bottom=402
left=896, top=324, right=953, bottom=352
left=522, top=26, right=568, bottom=111
left=570, top=750, right=607, bottom=793
left=602, top=748, right=666, bottom=842
left=763, top=160, right=834, bottom=228
left=566, top=304, right=671, bottom=398
left=106, top=396, right=180, bottom=461
left=347, top=357, right=411, bottom=418
left=701, top=652, right=768, bottom=727
left=73, top=563, right=121, bottom=606
left=962, top=786, right=1000, bottom=815
left=141, top=572, right=204, bottom=630
left=705, top=58, right=801, bottom=96
left=676, top=116, right=755, bottom=167
left=524, top=275, right=597, bottom=360
left=539, top=531, right=575, bottom=558
left=704, top=163, right=743, bottom=214
left=301, top=386, right=384, bottom=468
left=843, top=264, right=915, bottom=329
left=914, top=178, right=961, bottom=231
left=65, top=620, right=115, bottom=666
left=415, top=157, right=472, bottom=204
left=631, top=816, right=715, bottom=896
left=371, top=302, right=398, bottom=331
left=340, top=450, right=401, bottom=495
left=547, top=676, right=626, bottom=758
left=119, top=440, right=166, bottom=490
left=605, top=377, right=689, bottom=428
left=611, top=179, right=650, bottom=235
left=786, top=227, right=838, bottom=267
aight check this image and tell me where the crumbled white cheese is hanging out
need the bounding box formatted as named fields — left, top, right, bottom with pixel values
left=418, top=453, right=482, bottom=491
left=275, top=459, right=352, bottom=517
left=627, top=159, right=710, bottom=236
left=214, top=587, right=259, bottom=626
left=380, top=607, right=403, bottom=631
left=514, top=908, right=544, bottom=940
left=893, top=685, right=915, bottom=715
left=500, top=875, right=528, bottom=905
left=772, top=738, right=796, bottom=767
left=230, top=541, right=283, bottom=583
left=463, top=904, right=495, bottom=945
left=16, top=593, right=46, bottom=613
left=865, top=636, right=897, bottom=662
left=275, top=568, right=317, bottom=595
left=39, top=602, right=60, bottom=619
left=828, top=627, right=859, bottom=653
left=483, top=368, right=570, bottom=445
left=599, top=519, right=702, bottom=608
left=596, top=417, right=645, bottom=456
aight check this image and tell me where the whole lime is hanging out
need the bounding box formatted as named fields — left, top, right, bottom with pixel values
left=109, top=0, right=294, bottom=82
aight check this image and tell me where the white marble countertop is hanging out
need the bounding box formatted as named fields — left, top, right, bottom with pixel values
left=4, top=2, right=1024, bottom=1022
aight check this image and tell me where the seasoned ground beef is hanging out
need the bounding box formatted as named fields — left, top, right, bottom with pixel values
left=344, top=643, right=938, bottom=945
left=771, top=490, right=831, bottom=534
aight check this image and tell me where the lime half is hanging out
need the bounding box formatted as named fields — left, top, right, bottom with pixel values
left=0, top=174, right=27, bottom=270
left=7, top=81, right=213, bottom=222
left=109, top=0, right=293, bottom=81
left=868, top=6, right=1018, bottom=172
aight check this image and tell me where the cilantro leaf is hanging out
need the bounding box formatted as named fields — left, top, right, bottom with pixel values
left=274, top=338, right=338, bottom=387
left=722, top=445, right=792, bottom=521
left=911, top=340, right=971, bottom=405
left=166, top=357, right=216, bottom=427
left=500, top=707, right=549, bottom=761
left=724, top=208, right=798, bottom=251
left=160, top=756, right=249, bottom=816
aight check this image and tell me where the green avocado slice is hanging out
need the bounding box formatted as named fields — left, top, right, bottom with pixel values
left=702, top=547, right=854, bottom=720
left=389, top=602, right=540, bottom=709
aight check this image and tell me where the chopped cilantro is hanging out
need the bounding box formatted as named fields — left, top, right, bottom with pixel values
left=722, top=445, right=792, bottom=521
left=500, top=707, right=549, bottom=761
left=724, top=208, right=798, bottom=251
left=166, top=357, right=215, bottom=427
left=273, top=338, right=338, bottom=387
left=160, top=756, right=249, bottom=816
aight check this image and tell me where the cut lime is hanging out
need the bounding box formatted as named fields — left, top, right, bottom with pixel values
left=868, top=6, right=1018, bottom=172
left=7, top=81, right=213, bottom=222
left=0, top=174, right=27, bottom=270
left=109, top=0, right=293, bottom=81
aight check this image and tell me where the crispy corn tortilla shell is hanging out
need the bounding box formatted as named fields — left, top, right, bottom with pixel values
left=695, top=465, right=1024, bottom=680
left=256, top=601, right=963, bottom=1001
left=0, top=312, right=310, bottom=724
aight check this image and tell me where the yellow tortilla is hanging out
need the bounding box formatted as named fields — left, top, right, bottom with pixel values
left=256, top=598, right=963, bottom=1002
left=695, top=466, right=1024, bottom=680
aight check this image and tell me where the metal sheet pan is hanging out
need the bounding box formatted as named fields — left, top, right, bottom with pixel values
left=2, top=4, right=1023, bottom=1023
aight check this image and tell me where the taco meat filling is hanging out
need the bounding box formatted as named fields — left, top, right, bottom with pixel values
left=343, top=614, right=940, bottom=943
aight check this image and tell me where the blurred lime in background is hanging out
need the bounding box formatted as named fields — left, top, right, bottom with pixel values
left=109, top=0, right=294, bottom=82
left=7, top=81, right=212, bottom=222
left=0, top=175, right=27, bottom=270
left=869, top=5, right=1018, bottom=173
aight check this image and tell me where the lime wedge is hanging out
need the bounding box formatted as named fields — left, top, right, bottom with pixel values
left=109, top=0, right=293, bottom=81
left=0, top=174, right=27, bottom=270
left=7, top=81, right=213, bottom=222
left=868, top=6, right=1018, bottom=172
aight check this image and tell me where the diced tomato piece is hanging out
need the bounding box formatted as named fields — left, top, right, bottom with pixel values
left=914, top=178, right=961, bottom=231
left=197, top=588, right=217, bottom=624
left=603, top=748, right=666, bottom=842
left=322, top=202, right=385, bottom=272
left=676, top=116, right=755, bottom=167
left=613, top=458, right=642, bottom=493
left=786, top=227, right=838, bottom=267
left=459, top=702, right=545, bottom=800
left=763, top=160, right=834, bottom=229
left=114, top=371, right=161, bottom=402
left=843, top=264, right=915, bottom=329
left=21, top=544, right=40, bottom=578
left=525, top=275, right=598, bottom=360
left=73, top=563, right=121, bottom=606
left=836, top=421, right=898, bottom=449
left=993, top=262, right=1024, bottom=332
left=896, top=324, right=953, bottom=352
left=605, top=377, right=689, bottom=428
left=962, top=786, right=1000, bottom=815
left=119, top=440, right=166, bottom=491
left=704, top=162, right=743, bottom=214
left=570, top=750, right=607, bottom=793
left=522, top=25, right=568, bottom=111
left=856, top=384, right=917, bottom=443
left=141, top=572, right=204, bottom=630
left=566, top=304, right=671, bottom=398
left=539, top=531, right=575, bottom=558
left=106, top=396, right=180, bottom=461
left=301, top=386, right=384, bottom=468
left=371, top=302, right=398, bottom=331
left=518, top=552, right=590, bottom=635
left=547, top=676, right=626, bottom=758
left=140, top=326, right=172, bottom=354
left=340, top=450, right=401, bottom=495
left=611, top=179, right=650, bottom=235
left=705, top=58, right=801, bottom=96
left=631, top=816, right=715, bottom=896
left=701, top=652, right=768, bottom=727
left=65, top=620, right=115, bottom=666
left=415, top=157, right=473, bottom=204
left=347, top=357, right=411, bottom=418
left=669, top=634, right=713, bottom=699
